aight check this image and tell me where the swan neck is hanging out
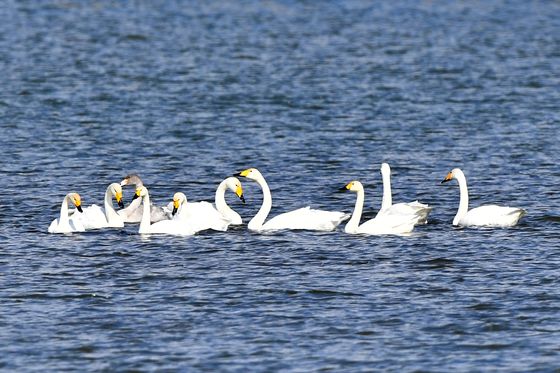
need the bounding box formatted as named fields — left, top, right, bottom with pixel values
left=248, top=176, right=271, bottom=230
left=104, top=186, right=118, bottom=221
left=345, top=188, right=364, bottom=233
left=215, top=180, right=235, bottom=219
left=381, top=169, right=392, bottom=211
left=139, top=193, right=151, bottom=233
left=122, top=196, right=141, bottom=215
left=454, top=172, right=469, bottom=225
left=59, top=195, right=70, bottom=225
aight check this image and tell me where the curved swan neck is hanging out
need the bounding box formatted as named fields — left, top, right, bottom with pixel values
left=215, top=180, right=234, bottom=217
left=139, top=192, right=151, bottom=233
left=248, top=175, right=272, bottom=230
left=59, top=194, right=71, bottom=225
left=454, top=170, right=469, bottom=225
left=104, top=186, right=119, bottom=221
left=381, top=167, right=392, bottom=211
left=345, top=187, right=364, bottom=233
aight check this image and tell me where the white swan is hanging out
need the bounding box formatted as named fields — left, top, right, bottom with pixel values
left=378, top=163, right=432, bottom=224
left=441, top=168, right=526, bottom=227
left=171, top=177, right=245, bottom=232
left=136, top=186, right=194, bottom=236
left=48, top=193, right=85, bottom=234
left=236, top=168, right=349, bottom=232
left=74, top=183, right=125, bottom=230
left=342, top=181, right=417, bottom=235
left=118, top=174, right=170, bottom=223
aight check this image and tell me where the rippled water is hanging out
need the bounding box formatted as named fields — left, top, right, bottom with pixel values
left=1, top=1, right=559, bottom=371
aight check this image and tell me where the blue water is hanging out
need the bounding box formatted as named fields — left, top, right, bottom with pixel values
left=1, top=1, right=560, bottom=371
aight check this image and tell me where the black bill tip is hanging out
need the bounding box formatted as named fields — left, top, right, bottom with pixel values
left=77, top=205, right=83, bottom=213
left=240, top=194, right=246, bottom=203
left=118, top=200, right=125, bottom=208
left=338, top=186, right=348, bottom=192
left=172, top=206, right=178, bottom=216
left=132, top=194, right=139, bottom=201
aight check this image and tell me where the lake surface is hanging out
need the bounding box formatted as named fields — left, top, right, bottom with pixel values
left=1, top=1, right=559, bottom=371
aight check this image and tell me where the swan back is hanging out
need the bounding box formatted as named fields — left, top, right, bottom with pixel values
left=358, top=213, right=416, bottom=235
left=262, top=207, right=348, bottom=231
left=460, top=205, right=526, bottom=228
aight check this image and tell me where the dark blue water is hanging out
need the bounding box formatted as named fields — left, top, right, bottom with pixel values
left=1, top=1, right=559, bottom=371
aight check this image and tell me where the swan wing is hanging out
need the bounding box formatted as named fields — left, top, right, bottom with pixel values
left=69, top=215, right=86, bottom=232
left=118, top=200, right=170, bottom=223
left=175, top=202, right=230, bottom=232
left=48, top=219, right=59, bottom=233
left=48, top=214, right=85, bottom=233
left=150, top=204, right=171, bottom=222
left=163, top=201, right=174, bottom=215
left=118, top=198, right=143, bottom=223
left=358, top=213, right=416, bottom=235
left=460, top=205, right=526, bottom=227
left=145, top=219, right=195, bottom=236
left=262, top=207, right=349, bottom=231
left=379, top=201, right=432, bottom=224
left=75, top=204, right=108, bottom=230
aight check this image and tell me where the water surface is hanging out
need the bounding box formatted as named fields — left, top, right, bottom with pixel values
left=1, top=1, right=559, bottom=371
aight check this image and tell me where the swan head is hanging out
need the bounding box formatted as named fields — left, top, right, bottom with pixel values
left=109, top=183, right=124, bottom=208
left=235, top=168, right=262, bottom=182
left=441, top=168, right=463, bottom=184
left=133, top=185, right=148, bottom=200
left=225, top=177, right=245, bottom=203
left=172, top=192, right=187, bottom=216
left=340, top=180, right=363, bottom=192
left=121, top=174, right=144, bottom=187
left=67, top=192, right=83, bottom=213
left=380, top=163, right=391, bottom=174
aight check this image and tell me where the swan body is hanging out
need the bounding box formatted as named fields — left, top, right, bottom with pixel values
left=74, top=183, right=125, bottom=230
left=172, top=194, right=230, bottom=232
left=342, top=181, right=418, bottom=235
left=236, top=168, right=349, bottom=232
left=136, top=186, right=194, bottom=236
left=171, top=177, right=245, bottom=232
left=118, top=174, right=170, bottom=223
left=441, top=168, right=526, bottom=228
left=48, top=193, right=85, bottom=234
left=378, top=163, right=432, bottom=224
